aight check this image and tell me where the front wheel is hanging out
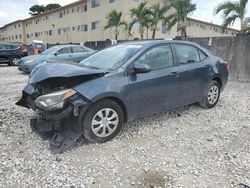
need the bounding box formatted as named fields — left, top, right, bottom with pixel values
left=82, top=99, right=124, bottom=143
left=199, top=81, right=221, bottom=109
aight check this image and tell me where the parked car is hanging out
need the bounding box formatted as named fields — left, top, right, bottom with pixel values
left=16, top=40, right=229, bottom=153
left=0, top=43, right=28, bottom=66
left=17, top=44, right=95, bottom=73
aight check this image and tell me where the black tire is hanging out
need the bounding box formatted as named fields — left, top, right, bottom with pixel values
left=9, top=56, right=20, bottom=66
left=83, top=99, right=124, bottom=143
left=199, top=80, right=221, bottom=109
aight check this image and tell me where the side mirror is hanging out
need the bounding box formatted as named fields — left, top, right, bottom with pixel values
left=54, top=51, right=59, bottom=56
left=134, top=63, right=151, bottom=74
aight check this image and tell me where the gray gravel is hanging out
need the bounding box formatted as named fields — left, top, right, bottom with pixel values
left=0, top=65, right=249, bottom=188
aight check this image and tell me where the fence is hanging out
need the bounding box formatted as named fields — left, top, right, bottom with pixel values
left=28, top=35, right=250, bottom=81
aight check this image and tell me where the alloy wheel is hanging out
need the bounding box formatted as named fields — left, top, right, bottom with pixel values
left=91, top=108, right=119, bottom=138
left=207, top=85, right=219, bottom=105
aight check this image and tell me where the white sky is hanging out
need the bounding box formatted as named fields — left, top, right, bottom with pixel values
left=0, top=0, right=249, bottom=29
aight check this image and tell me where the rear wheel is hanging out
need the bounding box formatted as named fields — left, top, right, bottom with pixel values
left=199, top=80, right=220, bottom=109
left=82, top=99, right=124, bottom=143
left=9, top=56, right=20, bottom=66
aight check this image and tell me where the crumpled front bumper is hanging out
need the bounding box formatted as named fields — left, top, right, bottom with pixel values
left=16, top=84, right=90, bottom=153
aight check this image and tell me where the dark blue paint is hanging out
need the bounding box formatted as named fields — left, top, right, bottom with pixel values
left=26, top=40, right=229, bottom=122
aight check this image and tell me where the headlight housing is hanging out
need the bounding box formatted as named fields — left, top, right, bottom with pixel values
left=24, top=59, right=35, bottom=64
left=35, top=89, right=77, bottom=111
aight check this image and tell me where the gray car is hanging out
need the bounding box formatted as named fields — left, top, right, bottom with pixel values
left=17, top=45, right=95, bottom=73
left=17, top=40, right=229, bottom=153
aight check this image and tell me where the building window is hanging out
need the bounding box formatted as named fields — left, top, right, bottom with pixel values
left=81, top=24, right=88, bottom=32
left=110, top=0, right=118, bottom=3
left=92, top=0, right=100, bottom=8
left=91, top=21, right=100, bottom=30
left=15, top=35, right=18, bottom=39
left=81, top=4, right=87, bottom=12
left=77, top=6, right=80, bottom=12
left=59, top=12, right=63, bottom=18
left=49, top=30, right=53, bottom=36
left=67, top=9, right=69, bottom=14
left=72, top=26, right=75, bottom=31
left=72, top=8, right=75, bottom=13
left=19, top=34, right=22, bottom=39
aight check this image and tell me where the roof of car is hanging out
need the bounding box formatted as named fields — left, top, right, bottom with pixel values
left=51, top=44, right=84, bottom=48
left=119, top=40, right=198, bottom=47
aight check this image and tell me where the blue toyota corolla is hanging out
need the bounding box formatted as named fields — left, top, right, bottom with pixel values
left=16, top=40, right=229, bottom=153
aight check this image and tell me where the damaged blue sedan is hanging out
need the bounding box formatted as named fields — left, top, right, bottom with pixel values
left=16, top=40, right=229, bottom=153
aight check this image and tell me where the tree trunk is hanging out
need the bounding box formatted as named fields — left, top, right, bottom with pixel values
left=240, top=18, right=244, bottom=31
left=115, top=27, right=118, bottom=40
left=152, top=29, right=156, bottom=39
left=183, top=27, right=187, bottom=38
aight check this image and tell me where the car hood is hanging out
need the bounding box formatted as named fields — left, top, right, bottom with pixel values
left=21, top=54, right=48, bottom=62
left=29, top=62, right=107, bottom=84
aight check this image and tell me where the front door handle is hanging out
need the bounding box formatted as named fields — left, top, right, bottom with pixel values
left=169, top=71, right=180, bottom=77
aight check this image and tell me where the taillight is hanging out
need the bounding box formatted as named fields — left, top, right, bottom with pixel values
left=223, top=60, right=229, bottom=69
left=21, top=45, right=27, bottom=52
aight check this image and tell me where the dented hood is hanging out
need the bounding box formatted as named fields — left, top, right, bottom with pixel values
left=29, top=62, right=106, bottom=84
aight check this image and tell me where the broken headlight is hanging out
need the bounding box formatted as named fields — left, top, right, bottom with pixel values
left=35, top=89, right=77, bottom=111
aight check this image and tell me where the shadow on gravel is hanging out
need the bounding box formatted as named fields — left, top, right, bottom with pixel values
left=70, top=104, right=200, bottom=153
left=136, top=170, right=172, bottom=187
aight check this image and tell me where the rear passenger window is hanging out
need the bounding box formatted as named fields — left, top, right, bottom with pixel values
left=198, top=50, right=207, bottom=61
left=175, top=44, right=200, bottom=64
left=4, top=45, right=18, bottom=50
left=135, top=45, right=174, bottom=71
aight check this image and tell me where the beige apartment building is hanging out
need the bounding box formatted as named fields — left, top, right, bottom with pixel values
left=0, top=0, right=239, bottom=45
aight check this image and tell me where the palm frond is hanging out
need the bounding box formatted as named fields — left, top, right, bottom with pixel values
left=222, top=13, right=239, bottom=31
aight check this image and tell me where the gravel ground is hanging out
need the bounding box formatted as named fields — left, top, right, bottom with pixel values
left=0, top=65, right=249, bottom=188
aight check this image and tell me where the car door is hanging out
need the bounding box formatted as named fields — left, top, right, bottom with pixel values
left=0, top=44, right=6, bottom=60
left=71, top=46, right=92, bottom=62
left=52, top=46, right=73, bottom=62
left=127, top=44, right=180, bottom=118
left=173, top=43, right=211, bottom=105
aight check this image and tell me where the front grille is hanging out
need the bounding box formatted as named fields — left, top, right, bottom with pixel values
left=17, top=60, right=23, bottom=65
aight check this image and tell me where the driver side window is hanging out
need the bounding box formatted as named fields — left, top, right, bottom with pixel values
left=57, top=47, right=71, bottom=54
left=135, top=45, right=174, bottom=71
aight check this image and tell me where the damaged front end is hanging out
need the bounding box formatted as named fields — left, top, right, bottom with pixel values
left=16, top=62, right=106, bottom=153
left=16, top=82, right=90, bottom=153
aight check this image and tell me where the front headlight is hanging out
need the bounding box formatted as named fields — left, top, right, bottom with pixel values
left=35, top=89, right=77, bottom=110
left=24, top=59, right=35, bottom=64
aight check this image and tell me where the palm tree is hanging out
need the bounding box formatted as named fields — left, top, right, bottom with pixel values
left=104, top=10, right=127, bottom=40
left=148, top=3, right=172, bottom=39
left=168, top=0, right=196, bottom=38
left=129, top=2, right=151, bottom=39
left=214, top=0, right=248, bottom=31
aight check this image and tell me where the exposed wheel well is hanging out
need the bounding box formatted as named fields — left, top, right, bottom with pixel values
left=212, top=77, right=222, bottom=88
left=100, top=97, right=128, bottom=123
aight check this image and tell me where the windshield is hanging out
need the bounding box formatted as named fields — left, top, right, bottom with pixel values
left=79, top=44, right=142, bottom=70
left=41, top=46, right=60, bottom=55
